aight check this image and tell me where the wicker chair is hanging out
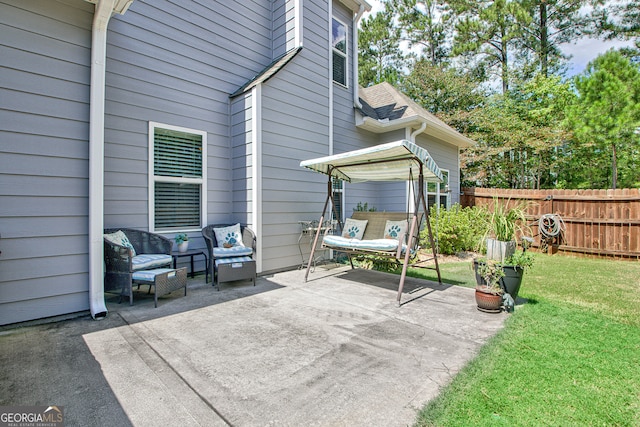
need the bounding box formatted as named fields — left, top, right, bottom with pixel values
left=202, top=224, right=256, bottom=288
left=104, top=228, right=173, bottom=305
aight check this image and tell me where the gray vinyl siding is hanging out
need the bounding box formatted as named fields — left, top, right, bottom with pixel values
left=230, top=94, right=253, bottom=225
left=272, top=0, right=297, bottom=57
left=260, top=0, right=330, bottom=273
left=102, top=0, right=276, bottom=273
left=0, top=0, right=94, bottom=325
left=331, top=1, right=382, bottom=218
left=415, top=134, right=461, bottom=205
left=1, top=0, right=463, bottom=326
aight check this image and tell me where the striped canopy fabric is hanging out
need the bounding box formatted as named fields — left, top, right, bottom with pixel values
left=300, top=140, right=443, bottom=183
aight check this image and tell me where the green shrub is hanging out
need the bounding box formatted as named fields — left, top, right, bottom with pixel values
left=421, top=204, right=488, bottom=255
left=352, top=254, right=400, bottom=272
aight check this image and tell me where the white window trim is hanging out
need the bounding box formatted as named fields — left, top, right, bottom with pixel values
left=427, top=169, right=450, bottom=211
left=148, top=121, right=207, bottom=233
left=332, top=16, right=349, bottom=88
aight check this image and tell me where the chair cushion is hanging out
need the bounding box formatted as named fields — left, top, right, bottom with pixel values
left=215, top=256, right=254, bottom=267
left=213, top=223, right=246, bottom=248
left=213, top=246, right=253, bottom=258
left=104, top=230, right=137, bottom=256
left=132, top=254, right=172, bottom=271
left=342, top=218, right=368, bottom=240
left=132, top=268, right=176, bottom=282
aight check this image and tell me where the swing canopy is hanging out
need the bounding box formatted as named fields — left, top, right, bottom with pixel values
left=299, top=140, right=443, bottom=183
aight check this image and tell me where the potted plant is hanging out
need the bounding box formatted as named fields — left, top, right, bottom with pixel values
left=175, top=233, right=189, bottom=253
left=500, top=246, right=535, bottom=301
left=483, top=197, right=529, bottom=263
left=474, top=237, right=535, bottom=311
left=474, top=259, right=505, bottom=313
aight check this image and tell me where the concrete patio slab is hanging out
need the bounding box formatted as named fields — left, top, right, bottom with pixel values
left=0, top=265, right=507, bottom=426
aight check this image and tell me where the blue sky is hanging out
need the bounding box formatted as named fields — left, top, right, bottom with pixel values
left=362, top=1, right=633, bottom=77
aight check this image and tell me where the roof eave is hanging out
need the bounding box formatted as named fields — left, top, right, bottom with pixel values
left=338, top=0, right=372, bottom=13
left=356, top=115, right=423, bottom=133
left=357, top=115, right=476, bottom=148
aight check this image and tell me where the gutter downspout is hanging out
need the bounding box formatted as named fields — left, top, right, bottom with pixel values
left=410, top=122, right=427, bottom=142
left=352, top=4, right=365, bottom=109
left=88, top=0, right=132, bottom=319
left=407, top=122, right=427, bottom=215
left=295, top=0, right=303, bottom=47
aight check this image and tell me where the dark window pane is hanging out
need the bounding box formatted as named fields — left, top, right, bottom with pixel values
left=154, top=182, right=201, bottom=229
left=333, top=52, right=346, bottom=85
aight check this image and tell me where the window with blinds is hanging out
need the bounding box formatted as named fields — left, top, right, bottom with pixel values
left=332, top=17, right=348, bottom=86
left=149, top=123, right=206, bottom=231
left=332, top=177, right=343, bottom=221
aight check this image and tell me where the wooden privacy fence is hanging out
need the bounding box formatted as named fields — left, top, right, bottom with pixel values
left=461, top=187, right=640, bottom=259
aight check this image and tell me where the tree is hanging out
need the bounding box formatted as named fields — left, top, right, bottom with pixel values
left=595, top=0, right=640, bottom=62
left=388, top=0, right=453, bottom=66
left=441, top=74, right=574, bottom=188
left=401, top=59, right=485, bottom=115
left=358, top=6, right=405, bottom=86
left=451, top=0, right=531, bottom=94
left=564, top=50, right=640, bottom=189
left=518, top=0, right=592, bottom=77
left=506, top=74, right=575, bottom=187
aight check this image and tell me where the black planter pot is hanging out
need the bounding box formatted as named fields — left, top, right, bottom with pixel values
left=500, top=265, right=524, bottom=300
left=473, top=260, right=525, bottom=300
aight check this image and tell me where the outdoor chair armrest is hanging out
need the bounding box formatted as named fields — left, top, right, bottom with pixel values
left=104, top=239, right=133, bottom=273
left=242, top=227, right=257, bottom=253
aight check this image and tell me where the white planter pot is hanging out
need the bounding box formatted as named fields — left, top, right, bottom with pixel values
left=486, top=238, right=516, bottom=263
left=177, top=242, right=189, bottom=253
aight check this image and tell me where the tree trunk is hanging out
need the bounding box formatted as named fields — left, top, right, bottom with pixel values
left=501, top=33, right=509, bottom=94
left=540, top=1, right=548, bottom=77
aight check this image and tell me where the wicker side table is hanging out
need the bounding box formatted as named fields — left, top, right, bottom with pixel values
left=132, top=267, right=187, bottom=307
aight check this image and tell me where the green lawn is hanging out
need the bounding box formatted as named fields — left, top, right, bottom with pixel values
left=407, top=254, right=640, bottom=426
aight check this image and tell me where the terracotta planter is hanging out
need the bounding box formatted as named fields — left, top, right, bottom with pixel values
left=474, top=260, right=524, bottom=300
left=475, top=288, right=503, bottom=313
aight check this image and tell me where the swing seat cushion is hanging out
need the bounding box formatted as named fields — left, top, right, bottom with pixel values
left=323, top=235, right=400, bottom=252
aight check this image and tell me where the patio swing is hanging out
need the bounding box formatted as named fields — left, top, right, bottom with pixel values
left=299, top=140, right=443, bottom=305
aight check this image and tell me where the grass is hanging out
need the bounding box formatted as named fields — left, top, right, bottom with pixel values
left=406, top=254, right=640, bottom=426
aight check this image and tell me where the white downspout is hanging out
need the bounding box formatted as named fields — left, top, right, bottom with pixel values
left=251, top=84, right=263, bottom=274
left=295, top=0, right=303, bottom=48
left=88, top=0, right=132, bottom=319
left=329, top=0, right=334, bottom=156
left=352, top=4, right=365, bottom=109
left=410, top=122, right=427, bottom=142
left=407, top=123, right=427, bottom=214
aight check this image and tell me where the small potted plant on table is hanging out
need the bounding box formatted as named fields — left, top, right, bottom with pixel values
left=175, top=233, right=189, bottom=253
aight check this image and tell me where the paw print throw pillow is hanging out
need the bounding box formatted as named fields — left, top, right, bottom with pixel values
left=213, top=223, right=245, bottom=248
left=342, top=218, right=368, bottom=240
left=384, top=220, right=409, bottom=242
